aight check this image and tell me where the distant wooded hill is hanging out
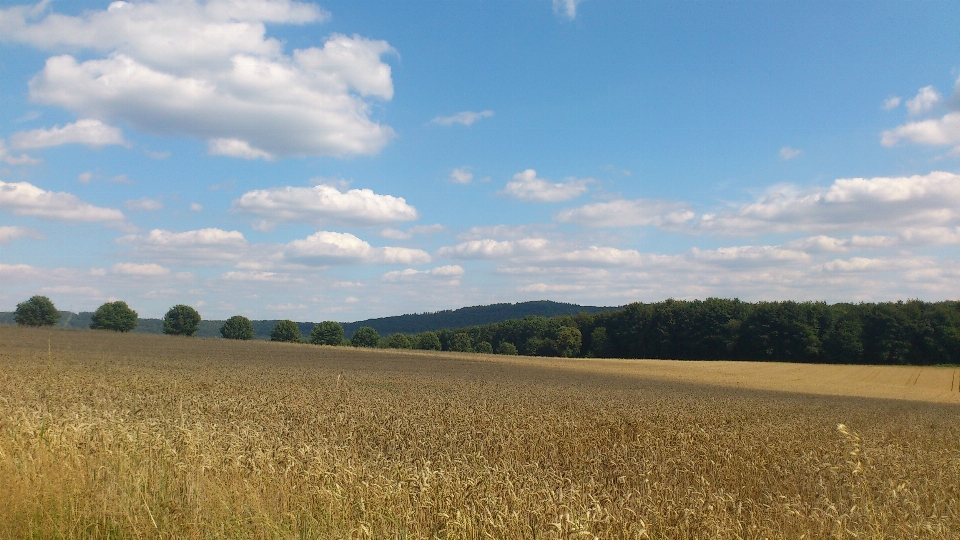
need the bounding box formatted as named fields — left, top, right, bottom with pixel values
left=0, top=300, right=613, bottom=340
left=340, top=301, right=612, bottom=337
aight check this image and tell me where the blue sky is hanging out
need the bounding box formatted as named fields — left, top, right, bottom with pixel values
left=2, top=0, right=960, bottom=321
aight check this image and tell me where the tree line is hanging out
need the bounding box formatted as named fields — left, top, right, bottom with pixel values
left=388, top=298, right=960, bottom=365
left=12, top=295, right=960, bottom=365
left=10, top=296, right=357, bottom=346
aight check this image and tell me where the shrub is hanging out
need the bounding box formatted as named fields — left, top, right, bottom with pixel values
left=221, top=315, right=255, bottom=340
left=475, top=341, right=494, bottom=354
left=310, top=321, right=344, bottom=346
left=416, top=332, right=442, bottom=351
left=14, top=295, right=59, bottom=327
left=496, top=341, right=519, bottom=355
left=163, top=304, right=201, bottom=336
left=90, top=301, right=138, bottom=332
left=351, top=326, right=380, bottom=348
left=270, top=320, right=302, bottom=343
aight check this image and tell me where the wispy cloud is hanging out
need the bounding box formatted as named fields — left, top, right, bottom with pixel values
left=779, top=146, right=802, bottom=160
left=431, top=110, right=494, bottom=126
left=553, top=0, right=583, bottom=20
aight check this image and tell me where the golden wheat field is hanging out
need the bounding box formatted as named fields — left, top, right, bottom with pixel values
left=1, top=326, right=959, bottom=539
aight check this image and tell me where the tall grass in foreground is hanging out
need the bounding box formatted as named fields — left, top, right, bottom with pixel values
left=1, top=326, right=958, bottom=538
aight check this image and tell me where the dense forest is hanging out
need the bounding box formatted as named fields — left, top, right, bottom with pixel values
left=393, top=299, right=960, bottom=365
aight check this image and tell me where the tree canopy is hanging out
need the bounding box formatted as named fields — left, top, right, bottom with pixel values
left=14, top=296, right=59, bottom=327
left=90, top=301, right=138, bottom=332
left=270, top=320, right=302, bottom=343
left=385, top=333, right=412, bottom=349
left=310, top=321, right=344, bottom=346
left=221, top=315, right=255, bottom=340
left=163, top=304, right=201, bottom=337
left=351, top=326, right=380, bottom=348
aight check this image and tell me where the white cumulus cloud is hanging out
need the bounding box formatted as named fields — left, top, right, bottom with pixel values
left=0, top=225, right=44, bottom=244
left=0, top=141, right=40, bottom=166
left=208, top=138, right=273, bottom=160
left=0, top=180, right=126, bottom=224
left=695, top=171, right=960, bottom=235
left=283, top=231, right=430, bottom=266
left=1, top=1, right=396, bottom=158
left=233, top=184, right=418, bottom=227
left=905, top=86, right=941, bottom=116
left=118, top=228, right=249, bottom=265
left=10, top=119, right=126, bottom=149
left=881, top=112, right=960, bottom=149
left=501, top=169, right=591, bottom=202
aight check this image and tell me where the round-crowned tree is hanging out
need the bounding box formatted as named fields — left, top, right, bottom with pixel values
left=270, top=320, right=302, bottom=343
left=449, top=332, right=473, bottom=353
left=14, top=295, right=59, bottom=327
left=496, top=341, right=519, bottom=355
left=475, top=341, right=494, bottom=354
left=221, top=315, right=254, bottom=340
left=90, top=301, right=138, bottom=332
left=310, top=321, right=344, bottom=346
left=163, top=304, right=201, bottom=336
left=556, top=326, right=583, bottom=358
left=350, top=326, right=380, bottom=348
left=416, top=331, right=442, bottom=351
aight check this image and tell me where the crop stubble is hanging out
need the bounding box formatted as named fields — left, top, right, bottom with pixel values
left=1, top=326, right=959, bottom=538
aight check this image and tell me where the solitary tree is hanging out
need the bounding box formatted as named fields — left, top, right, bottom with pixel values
left=271, top=320, right=302, bottom=343
left=90, top=301, right=138, bottom=332
left=310, top=321, right=344, bottom=346
left=351, top=326, right=380, bottom=348
left=496, top=341, right=519, bottom=355
left=163, top=304, right=201, bottom=336
left=14, top=295, right=59, bottom=327
left=221, top=315, right=255, bottom=340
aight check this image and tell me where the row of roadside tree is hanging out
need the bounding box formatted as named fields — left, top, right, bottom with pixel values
left=10, top=296, right=364, bottom=347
